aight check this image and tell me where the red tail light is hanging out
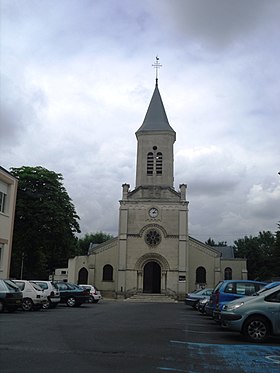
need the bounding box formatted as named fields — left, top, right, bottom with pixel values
left=215, top=291, right=220, bottom=304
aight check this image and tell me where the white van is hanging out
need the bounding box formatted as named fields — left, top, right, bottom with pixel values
left=12, top=280, right=47, bottom=311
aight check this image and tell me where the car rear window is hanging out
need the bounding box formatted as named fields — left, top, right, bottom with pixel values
left=34, top=282, right=48, bottom=290
left=31, top=282, right=43, bottom=291
left=5, top=280, right=20, bottom=292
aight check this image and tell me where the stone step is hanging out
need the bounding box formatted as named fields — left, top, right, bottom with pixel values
left=125, top=294, right=177, bottom=303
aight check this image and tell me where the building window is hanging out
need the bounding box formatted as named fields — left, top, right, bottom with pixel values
left=145, top=229, right=161, bottom=246
left=103, top=264, right=113, bottom=281
left=224, top=267, right=232, bottom=280
left=156, top=152, right=162, bottom=175
left=196, top=266, right=206, bottom=284
left=0, top=191, right=6, bottom=213
left=147, top=152, right=154, bottom=175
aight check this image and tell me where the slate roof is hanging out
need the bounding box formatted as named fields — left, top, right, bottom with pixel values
left=214, top=246, right=235, bottom=259
left=136, top=83, right=175, bottom=134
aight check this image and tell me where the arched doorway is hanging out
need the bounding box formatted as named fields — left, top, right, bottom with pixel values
left=143, top=261, right=161, bottom=293
left=78, top=267, right=88, bottom=284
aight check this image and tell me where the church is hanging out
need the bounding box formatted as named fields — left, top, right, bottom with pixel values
left=68, top=73, right=247, bottom=300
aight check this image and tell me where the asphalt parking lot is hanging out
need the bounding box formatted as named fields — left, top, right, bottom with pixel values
left=0, top=300, right=279, bottom=373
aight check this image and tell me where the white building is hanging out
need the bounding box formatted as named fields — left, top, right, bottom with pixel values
left=68, top=80, right=247, bottom=300
left=0, top=166, right=18, bottom=279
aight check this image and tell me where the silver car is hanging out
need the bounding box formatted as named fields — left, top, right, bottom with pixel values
left=220, top=284, right=280, bottom=342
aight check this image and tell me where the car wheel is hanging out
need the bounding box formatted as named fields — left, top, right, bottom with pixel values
left=92, top=299, right=99, bottom=304
left=88, top=296, right=94, bottom=303
left=43, top=300, right=50, bottom=309
left=66, top=297, right=76, bottom=307
left=22, top=298, right=33, bottom=311
left=0, top=301, right=4, bottom=313
left=243, top=316, right=270, bottom=343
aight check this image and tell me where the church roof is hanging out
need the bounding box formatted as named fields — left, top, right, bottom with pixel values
left=214, top=246, right=235, bottom=259
left=136, top=82, right=175, bottom=134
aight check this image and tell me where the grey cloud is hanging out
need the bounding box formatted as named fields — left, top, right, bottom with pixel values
left=153, top=0, right=280, bottom=49
left=0, top=75, right=45, bottom=147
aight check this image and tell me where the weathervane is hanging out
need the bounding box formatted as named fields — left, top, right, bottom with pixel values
left=152, top=56, right=162, bottom=85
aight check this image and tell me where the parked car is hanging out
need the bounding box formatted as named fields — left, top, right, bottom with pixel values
left=197, top=298, right=210, bottom=314
left=55, top=282, right=90, bottom=307
left=208, top=280, right=266, bottom=319
left=185, top=288, right=213, bottom=308
left=79, top=284, right=102, bottom=303
left=0, top=279, right=23, bottom=312
left=221, top=284, right=280, bottom=343
left=13, top=280, right=47, bottom=311
left=31, top=281, right=61, bottom=309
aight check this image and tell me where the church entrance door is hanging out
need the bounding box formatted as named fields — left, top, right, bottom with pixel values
left=143, top=261, right=161, bottom=293
left=78, top=267, right=88, bottom=284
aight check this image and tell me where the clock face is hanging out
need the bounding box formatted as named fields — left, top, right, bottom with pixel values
left=149, top=208, right=158, bottom=218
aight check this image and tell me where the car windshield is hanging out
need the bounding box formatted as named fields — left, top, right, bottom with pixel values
left=213, top=281, right=223, bottom=293
left=254, top=283, right=280, bottom=296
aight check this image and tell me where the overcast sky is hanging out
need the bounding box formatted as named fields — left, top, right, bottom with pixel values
left=1, top=0, right=280, bottom=245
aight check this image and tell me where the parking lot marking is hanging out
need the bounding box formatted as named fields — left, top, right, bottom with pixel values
left=170, top=341, right=280, bottom=373
left=157, top=368, right=189, bottom=372
left=266, top=355, right=280, bottom=364
left=183, top=329, right=226, bottom=334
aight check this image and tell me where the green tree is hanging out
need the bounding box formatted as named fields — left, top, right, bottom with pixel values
left=205, top=238, right=227, bottom=247
left=10, top=166, right=80, bottom=279
left=78, top=232, right=113, bottom=255
left=271, top=223, right=280, bottom=277
left=234, top=229, right=279, bottom=280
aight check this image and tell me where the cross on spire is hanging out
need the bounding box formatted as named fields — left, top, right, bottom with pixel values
left=152, top=56, right=162, bottom=86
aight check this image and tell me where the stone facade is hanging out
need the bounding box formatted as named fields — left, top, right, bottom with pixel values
left=67, top=82, right=247, bottom=300
left=0, top=167, right=18, bottom=279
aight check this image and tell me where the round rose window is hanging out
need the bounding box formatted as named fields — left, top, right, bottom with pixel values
left=145, top=229, right=161, bottom=246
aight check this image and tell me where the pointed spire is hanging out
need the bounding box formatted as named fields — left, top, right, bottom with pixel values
left=136, top=83, right=175, bottom=134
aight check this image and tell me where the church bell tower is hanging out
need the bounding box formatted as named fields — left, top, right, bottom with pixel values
left=117, top=58, right=188, bottom=300
left=135, top=80, right=176, bottom=188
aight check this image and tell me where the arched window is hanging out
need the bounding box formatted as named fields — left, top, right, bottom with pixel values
left=103, top=264, right=113, bottom=281
left=224, top=267, right=232, bottom=280
left=196, top=266, right=206, bottom=284
left=156, top=152, right=162, bottom=175
left=147, top=152, right=154, bottom=175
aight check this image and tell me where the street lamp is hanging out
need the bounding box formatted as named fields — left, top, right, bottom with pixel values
left=20, top=252, right=24, bottom=279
